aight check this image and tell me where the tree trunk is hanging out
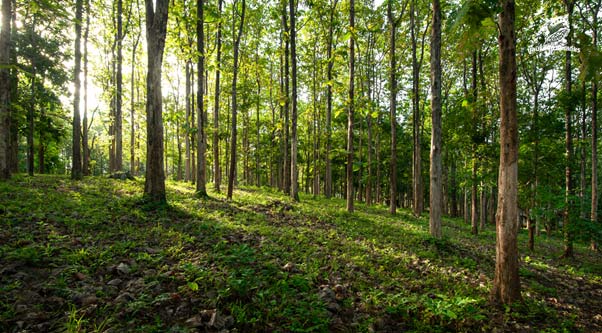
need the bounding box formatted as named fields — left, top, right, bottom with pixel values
left=213, top=0, right=222, bottom=191
left=471, top=51, right=479, bottom=235
left=491, top=0, right=521, bottom=305
left=115, top=0, right=123, bottom=172
left=324, top=0, right=336, bottom=198
left=144, top=0, right=169, bottom=202
left=592, top=23, right=599, bottom=250
left=196, top=0, right=207, bottom=196
left=0, top=0, right=11, bottom=179
left=429, top=0, right=442, bottom=238
left=7, top=0, right=18, bottom=174
left=563, top=0, right=574, bottom=258
left=227, top=0, right=245, bottom=199
left=290, top=0, right=299, bottom=201
left=387, top=0, right=397, bottom=214
left=411, top=0, right=422, bottom=216
left=72, top=0, right=83, bottom=180
left=346, top=0, right=355, bottom=212
left=82, top=0, right=90, bottom=176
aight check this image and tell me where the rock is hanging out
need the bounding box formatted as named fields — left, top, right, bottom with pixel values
left=116, top=263, right=131, bottom=275
left=115, top=292, right=134, bottom=303
left=80, top=295, right=99, bottom=306
left=186, top=315, right=204, bottom=328
left=326, top=302, right=341, bottom=314
left=107, top=278, right=123, bottom=286
left=108, top=171, right=136, bottom=180
left=282, top=262, right=295, bottom=272
left=73, top=272, right=86, bottom=281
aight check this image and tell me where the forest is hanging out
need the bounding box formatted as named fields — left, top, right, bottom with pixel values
left=0, top=0, right=601, bottom=332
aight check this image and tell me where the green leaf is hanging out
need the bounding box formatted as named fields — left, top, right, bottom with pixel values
left=187, top=281, right=199, bottom=292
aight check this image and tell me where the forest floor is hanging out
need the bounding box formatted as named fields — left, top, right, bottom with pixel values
left=1, top=175, right=601, bottom=332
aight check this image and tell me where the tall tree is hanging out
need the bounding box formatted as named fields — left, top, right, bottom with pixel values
left=411, top=0, right=423, bottom=216
left=114, top=0, right=124, bottom=172
left=429, top=0, right=442, bottom=238
left=491, top=0, right=520, bottom=304
left=144, top=0, right=169, bottom=202
left=562, top=0, right=574, bottom=258
left=227, top=0, right=246, bottom=199
left=387, top=0, right=406, bottom=214
left=346, top=0, right=355, bottom=212
left=82, top=0, right=91, bottom=176
left=324, top=0, right=337, bottom=198
left=213, top=0, right=223, bottom=192
left=0, top=0, right=11, bottom=180
left=196, top=0, right=207, bottom=196
left=72, top=0, right=84, bottom=180
left=130, top=0, right=141, bottom=175
left=290, top=0, right=299, bottom=201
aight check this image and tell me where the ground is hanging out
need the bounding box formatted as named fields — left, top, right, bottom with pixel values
left=1, top=175, right=601, bottom=332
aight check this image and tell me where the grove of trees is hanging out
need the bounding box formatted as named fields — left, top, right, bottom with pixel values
left=1, top=0, right=601, bottom=306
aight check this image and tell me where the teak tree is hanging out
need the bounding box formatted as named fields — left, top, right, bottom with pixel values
left=144, top=0, right=169, bottom=202
left=491, top=0, right=520, bottom=305
left=429, top=0, right=442, bottom=238
left=72, top=0, right=83, bottom=180
left=0, top=0, right=11, bottom=180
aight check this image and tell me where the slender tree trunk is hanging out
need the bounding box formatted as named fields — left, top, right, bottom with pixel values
left=563, top=0, right=574, bottom=258
left=114, top=0, right=123, bottom=171
left=213, top=0, right=222, bottom=192
left=144, top=0, right=169, bottom=202
left=324, top=0, right=336, bottom=198
left=429, top=0, right=442, bottom=238
left=282, top=4, right=290, bottom=195
left=227, top=0, right=245, bottom=199
left=491, top=0, right=521, bottom=305
left=312, top=40, right=319, bottom=197
left=82, top=0, right=90, bottom=176
left=290, top=0, right=299, bottom=201
left=592, top=24, right=599, bottom=250
left=471, top=51, right=479, bottom=235
left=346, top=0, right=355, bottom=212
left=196, top=0, right=207, bottom=196
left=72, top=0, right=83, bottom=180
left=411, top=0, right=422, bottom=216
left=0, top=0, right=11, bottom=179
left=185, top=61, right=191, bottom=181
left=7, top=0, right=18, bottom=174
left=387, top=0, right=398, bottom=214
left=28, top=66, right=35, bottom=177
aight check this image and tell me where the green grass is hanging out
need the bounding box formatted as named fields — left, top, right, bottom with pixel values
left=0, top=174, right=601, bottom=332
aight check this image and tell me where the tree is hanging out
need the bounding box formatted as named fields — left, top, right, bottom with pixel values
left=324, top=0, right=337, bottom=199
left=491, top=0, right=520, bottom=305
left=72, top=0, right=84, bottom=180
left=429, top=0, right=442, bottom=238
left=346, top=0, right=355, bottom=213
left=0, top=0, right=11, bottom=180
left=114, top=0, right=124, bottom=172
left=144, top=0, right=169, bottom=202
left=227, top=0, right=246, bottom=200
left=387, top=0, right=406, bottom=214
left=196, top=0, right=207, bottom=196
left=213, top=0, right=223, bottom=192
left=562, top=0, right=574, bottom=258
left=290, top=0, right=299, bottom=201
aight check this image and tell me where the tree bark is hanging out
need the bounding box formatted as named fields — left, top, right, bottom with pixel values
left=227, top=0, right=245, bottom=199
left=0, top=0, right=11, bottom=179
left=72, top=0, right=84, bottom=180
left=144, top=0, right=169, bottom=202
left=196, top=0, right=207, bottom=196
left=82, top=0, right=90, bottom=176
left=491, top=0, right=521, bottom=305
left=387, top=0, right=397, bottom=214
left=429, top=0, right=442, bottom=238
left=114, top=0, right=123, bottom=172
left=213, top=0, right=222, bottom=192
left=346, top=0, right=355, bottom=212
left=563, top=0, right=574, bottom=258
left=290, top=0, right=299, bottom=201
left=324, top=0, right=337, bottom=198
left=411, top=0, right=422, bottom=216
